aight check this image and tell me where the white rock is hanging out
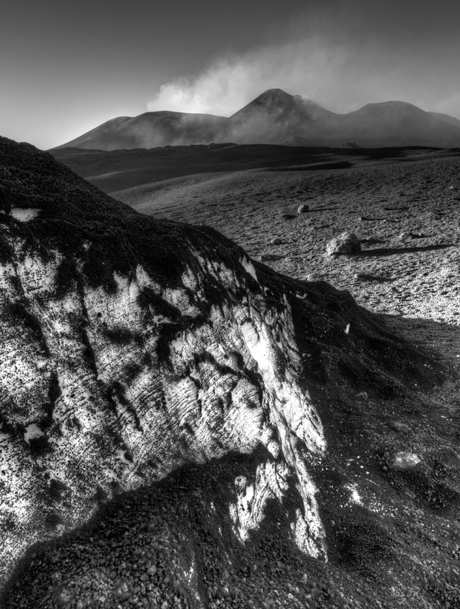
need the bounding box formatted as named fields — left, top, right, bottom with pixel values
left=390, top=451, right=422, bottom=471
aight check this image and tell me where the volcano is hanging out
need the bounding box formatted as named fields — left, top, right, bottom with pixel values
left=55, top=88, right=460, bottom=150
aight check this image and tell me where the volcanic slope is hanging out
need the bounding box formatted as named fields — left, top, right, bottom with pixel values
left=51, top=143, right=357, bottom=195
left=54, top=88, right=460, bottom=149
left=429, top=112, right=460, bottom=129
left=115, top=146, right=460, bottom=326
left=1, top=137, right=460, bottom=609
left=57, top=111, right=227, bottom=151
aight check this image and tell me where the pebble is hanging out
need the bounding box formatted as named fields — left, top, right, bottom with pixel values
left=389, top=451, right=422, bottom=471
left=388, top=421, right=411, bottom=433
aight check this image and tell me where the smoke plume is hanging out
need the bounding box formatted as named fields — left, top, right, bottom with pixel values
left=146, top=4, right=460, bottom=120
left=147, top=37, right=349, bottom=116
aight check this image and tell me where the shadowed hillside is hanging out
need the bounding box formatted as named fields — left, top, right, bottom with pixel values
left=51, top=142, right=442, bottom=195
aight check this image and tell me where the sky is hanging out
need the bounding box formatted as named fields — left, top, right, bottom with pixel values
left=2, top=0, right=460, bottom=149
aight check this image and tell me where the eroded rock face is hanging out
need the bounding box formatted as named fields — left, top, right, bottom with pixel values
left=0, top=137, right=334, bottom=593
left=0, top=235, right=328, bottom=584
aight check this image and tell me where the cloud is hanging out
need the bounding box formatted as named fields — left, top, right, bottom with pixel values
left=146, top=6, right=460, bottom=120
left=147, top=37, right=349, bottom=117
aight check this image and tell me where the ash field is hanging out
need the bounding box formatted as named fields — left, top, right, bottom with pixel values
left=0, top=135, right=460, bottom=609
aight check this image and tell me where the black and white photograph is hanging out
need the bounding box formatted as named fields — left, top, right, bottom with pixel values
left=1, top=1, right=460, bottom=607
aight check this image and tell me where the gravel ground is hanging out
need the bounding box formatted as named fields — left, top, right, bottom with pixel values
left=119, top=150, right=460, bottom=327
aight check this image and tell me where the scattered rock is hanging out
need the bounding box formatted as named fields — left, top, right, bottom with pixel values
left=389, top=451, right=422, bottom=471
left=326, top=232, right=361, bottom=256
left=355, top=273, right=376, bottom=282
left=54, top=586, right=75, bottom=606
left=297, top=204, right=309, bottom=214
left=388, top=421, right=411, bottom=433
left=270, top=237, right=282, bottom=245
left=115, top=580, right=132, bottom=601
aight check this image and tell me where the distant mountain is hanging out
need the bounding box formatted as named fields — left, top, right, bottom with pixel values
left=226, top=88, right=337, bottom=144
left=54, top=89, right=460, bottom=150
left=59, top=111, right=227, bottom=151
left=429, top=111, right=460, bottom=129
left=336, top=101, right=460, bottom=147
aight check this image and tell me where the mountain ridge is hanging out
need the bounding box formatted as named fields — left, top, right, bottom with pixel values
left=54, top=88, right=460, bottom=150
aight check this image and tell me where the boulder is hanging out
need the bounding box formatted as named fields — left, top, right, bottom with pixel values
left=326, top=232, right=361, bottom=256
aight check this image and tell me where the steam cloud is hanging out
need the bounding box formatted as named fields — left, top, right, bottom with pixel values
left=147, top=38, right=348, bottom=116
left=146, top=14, right=460, bottom=120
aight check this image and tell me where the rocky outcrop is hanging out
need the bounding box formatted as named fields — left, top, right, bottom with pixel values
left=0, top=137, right=442, bottom=607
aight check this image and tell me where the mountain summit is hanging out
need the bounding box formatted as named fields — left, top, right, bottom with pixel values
left=226, top=89, right=336, bottom=144
left=229, top=88, right=324, bottom=123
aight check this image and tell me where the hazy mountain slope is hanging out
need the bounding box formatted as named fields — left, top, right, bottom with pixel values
left=239, top=96, right=460, bottom=147
left=3, top=136, right=459, bottom=609
left=54, top=89, right=460, bottom=150
left=429, top=111, right=460, bottom=129
left=338, top=101, right=460, bottom=147
left=56, top=111, right=227, bottom=151
left=226, top=88, right=338, bottom=144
